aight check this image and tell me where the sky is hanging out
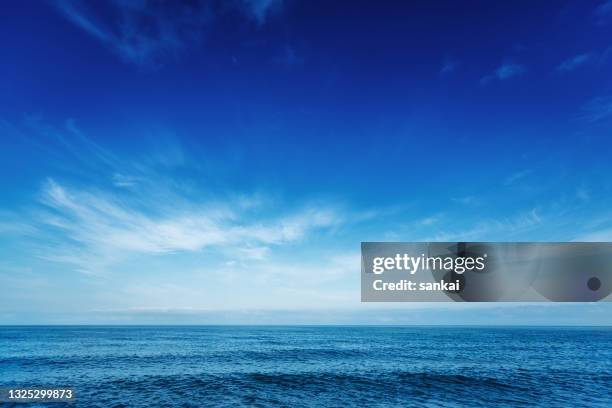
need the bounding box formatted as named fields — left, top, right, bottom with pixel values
left=1, top=0, right=612, bottom=324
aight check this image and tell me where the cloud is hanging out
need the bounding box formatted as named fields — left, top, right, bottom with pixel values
left=494, top=62, right=526, bottom=79
left=55, top=1, right=210, bottom=67
left=451, top=196, right=479, bottom=206
left=35, top=178, right=342, bottom=273
left=556, top=53, right=592, bottom=72
left=439, top=57, right=459, bottom=76
left=594, top=0, right=612, bottom=25
left=243, top=0, right=283, bottom=25
left=274, top=46, right=304, bottom=67
left=576, top=187, right=590, bottom=202
left=480, top=61, right=526, bottom=85
left=17, top=118, right=197, bottom=194
left=0, top=219, right=37, bottom=236
left=503, top=169, right=531, bottom=186
left=596, top=0, right=612, bottom=17
left=112, top=173, right=141, bottom=188
left=3, top=118, right=362, bottom=277
left=580, top=96, right=612, bottom=122
left=54, top=0, right=282, bottom=67
left=418, top=215, right=442, bottom=226
left=422, top=208, right=542, bottom=242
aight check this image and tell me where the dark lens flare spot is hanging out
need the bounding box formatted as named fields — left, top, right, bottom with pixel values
left=587, top=277, right=601, bottom=291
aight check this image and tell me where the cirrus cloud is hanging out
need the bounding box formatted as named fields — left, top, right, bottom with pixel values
left=54, top=0, right=283, bottom=68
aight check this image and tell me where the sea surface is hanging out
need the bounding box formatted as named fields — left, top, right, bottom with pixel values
left=1, top=326, right=611, bottom=407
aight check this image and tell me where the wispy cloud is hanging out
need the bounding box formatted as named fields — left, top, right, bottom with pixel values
left=112, top=173, right=141, bottom=188
left=580, top=96, right=612, bottom=122
left=0, top=215, right=38, bottom=236
left=439, top=56, right=459, bottom=76
left=418, top=214, right=442, bottom=227
left=451, top=196, right=479, bottom=206
left=595, top=0, right=612, bottom=17
left=503, top=169, right=531, bottom=186
left=576, top=187, right=591, bottom=202
left=36, top=178, right=341, bottom=273
left=422, top=208, right=543, bottom=242
left=556, top=53, right=592, bottom=72
left=273, top=45, right=305, bottom=67
left=480, top=61, right=526, bottom=85
left=54, top=0, right=282, bottom=67
left=244, top=0, right=283, bottom=25
left=594, top=0, right=612, bottom=25
left=54, top=1, right=209, bottom=67
left=2, top=118, right=364, bottom=277
left=18, top=118, right=194, bottom=188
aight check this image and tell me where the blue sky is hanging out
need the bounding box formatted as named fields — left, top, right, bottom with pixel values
left=1, top=0, right=612, bottom=324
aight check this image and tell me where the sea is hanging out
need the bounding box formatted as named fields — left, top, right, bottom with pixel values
left=1, top=326, right=611, bottom=407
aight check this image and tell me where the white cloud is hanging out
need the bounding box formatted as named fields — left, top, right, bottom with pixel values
left=596, top=0, right=612, bottom=17
left=112, top=173, right=141, bottom=188
left=421, top=208, right=542, bottom=242
left=576, top=187, right=590, bottom=202
left=54, top=0, right=282, bottom=67
left=418, top=215, right=441, bottom=226
left=451, top=196, right=479, bottom=206
left=0, top=211, right=38, bottom=235
left=557, top=53, right=591, bottom=72
left=55, top=1, right=208, bottom=67
left=581, top=96, right=612, bottom=122
left=504, top=169, right=531, bottom=186
left=36, top=178, right=342, bottom=273
left=480, top=61, right=526, bottom=85
left=496, top=62, right=526, bottom=79
left=243, top=0, right=283, bottom=25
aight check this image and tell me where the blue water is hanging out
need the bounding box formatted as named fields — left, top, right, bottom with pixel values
left=1, top=326, right=611, bottom=407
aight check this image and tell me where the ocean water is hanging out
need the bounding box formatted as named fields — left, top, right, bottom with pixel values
left=1, top=326, right=611, bottom=407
